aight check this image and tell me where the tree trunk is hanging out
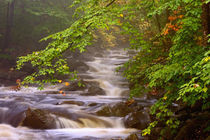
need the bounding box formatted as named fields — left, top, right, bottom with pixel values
left=165, top=8, right=170, bottom=24
left=3, top=0, right=15, bottom=52
left=155, top=14, right=161, bottom=33
left=201, top=2, right=210, bottom=46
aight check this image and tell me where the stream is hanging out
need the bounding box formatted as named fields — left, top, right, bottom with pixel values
left=0, top=48, right=154, bottom=140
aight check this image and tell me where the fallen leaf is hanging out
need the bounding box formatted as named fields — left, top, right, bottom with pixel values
left=64, top=82, right=70, bottom=86
left=59, top=90, right=63, bottom=94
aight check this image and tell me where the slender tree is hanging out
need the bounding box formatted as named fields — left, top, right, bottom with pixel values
left=3, top=0, right=16, bottom=52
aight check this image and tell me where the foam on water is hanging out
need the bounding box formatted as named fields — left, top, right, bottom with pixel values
left=0, top=124, right=45, bottom=140
left=47, top=128, right=137, bottom=139
left=0, top=84, right=63, bottom=94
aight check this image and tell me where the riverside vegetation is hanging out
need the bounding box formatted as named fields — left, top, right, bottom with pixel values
left=0, top=0, right=209, bottom=139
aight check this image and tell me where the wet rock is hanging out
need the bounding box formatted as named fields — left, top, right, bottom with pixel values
left=124, top=111, right=150, bottom=130
left=88, top=103, right=98, bottom=106
left=96, top=103, right=129, bottom=117
left=43, top=91, right=59, bottom=94
left=96, top=102, right=143, bottom=117
left=95, top=53, right=103, bottom=57
left=68, top=59, right=89, bottom=72
left=125, top=133, right=139, bottom=140
left=59, top=80, right=106, bottom=96
left=21, top=108, right=56, bottom=129
left=74, top=61, right=89, bottom=73
left=59, top=81, right=86, bottom=91
left=61, top=101, right=84, bottom=106
left=85, top=86, right=105, bottom=96
left=125, top=133, right=145, bottom=140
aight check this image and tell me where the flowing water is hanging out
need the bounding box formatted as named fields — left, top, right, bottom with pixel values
left=0, top=48, right=152, bottom=140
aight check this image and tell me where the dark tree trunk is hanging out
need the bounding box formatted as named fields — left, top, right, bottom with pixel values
left=152, top=0, right=161, bottom=33
left=155, top=14, right=161, bottom=33
left=3, top=0, right=15, bottom=52
left=201, top=2, right=210, bottom=46
left=165, top=8, right=170, bottom=23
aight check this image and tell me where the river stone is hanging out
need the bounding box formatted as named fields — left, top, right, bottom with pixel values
left=68, top=58, right=89, bottom=72
left=21, top=108, right=56, bottom=129
left=43, top=91, right=59, bottom=94
left=85, top=86, right=105, bottom=96
left=125, top=133, right=145, bottom=140
left=59, top=80, right=97, bottom=91
left=59, top=80, right=106, bottom=96
left=61, top=100, right=84, bottom=106
left=88, top=103, right=98, bottom=106
left=59, top=81, right=86, bottom=91
left=73, top=61, right=89, bottom=73
left=96, top=102, right=144, bottom=117
left=124, top=111, right=151, bottom=130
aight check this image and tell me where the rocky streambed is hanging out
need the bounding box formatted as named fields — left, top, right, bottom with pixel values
left=0, top=48, right=156, bottom=140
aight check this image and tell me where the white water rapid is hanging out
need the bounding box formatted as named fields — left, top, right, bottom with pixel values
left=84, top=49, right=129, bottom=96
left=0, top=48, right=151, bottom=140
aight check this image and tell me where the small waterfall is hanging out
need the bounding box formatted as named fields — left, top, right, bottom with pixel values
left=55, top=117, right=83, bottom=128
left=98, top=80, right=123, bottom=96
left=54, top=115, right=124, bottom=129
left=85, top=49, right=129, bottom=96
left=0, top=107, right=9, bottom=123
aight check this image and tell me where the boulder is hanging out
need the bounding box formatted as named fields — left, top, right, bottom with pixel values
left=88, top=103, right=98, bottom=107
left=21, top=108, right=56, bottom=129
left=124, top=111, right=150, bottom=130
left=85, top=86, right=105, bottom=96
left=59, top=80, right=106, bottom=96
left=96, top=102, right=144, bottom=117
left=43, top=91, right=60, bottom=94
left=125, top=133, right=145, bottom=140
left=68, top=59, right=89, bottom=72
left=61, top=101, right=84, bottom=106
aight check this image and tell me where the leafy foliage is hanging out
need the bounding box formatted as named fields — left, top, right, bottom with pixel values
left=121, top=0, right=210, bottom=138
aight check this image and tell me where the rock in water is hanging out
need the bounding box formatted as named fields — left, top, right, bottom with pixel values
left=96, top=102, right=143, bottom=117
left=124, top=111, right=150, bottom=130
left=21, top=108, right=56, bottom=129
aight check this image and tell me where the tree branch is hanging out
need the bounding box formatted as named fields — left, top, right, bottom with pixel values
left=106, top=0, right=116, bottom=7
